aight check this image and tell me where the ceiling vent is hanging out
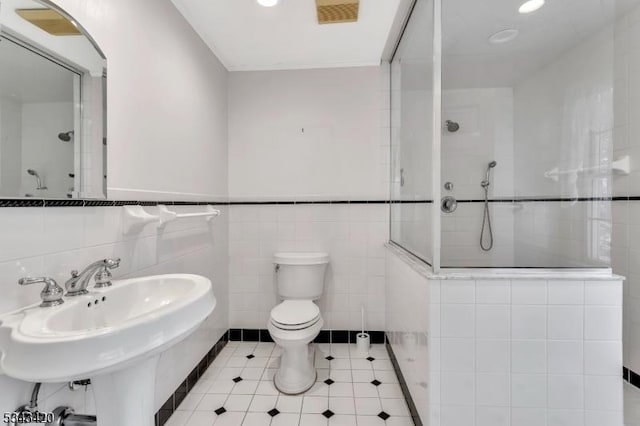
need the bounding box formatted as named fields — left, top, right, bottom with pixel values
left=15, top=8, right=81, bottom=36
left=316, top=0, right=359, bottom=25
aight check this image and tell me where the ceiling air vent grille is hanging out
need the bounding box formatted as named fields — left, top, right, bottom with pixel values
left=316, top=0, right=359, bottom=25
left=15, top=9, right=81, bottom=36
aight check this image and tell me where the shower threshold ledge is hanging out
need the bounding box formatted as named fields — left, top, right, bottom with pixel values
left=385, top=243, right=623, bottom=281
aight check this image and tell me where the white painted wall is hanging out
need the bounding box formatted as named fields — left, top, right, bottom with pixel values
left=228, top=66, right=387, bottom=201
left=51, top=0, right=229, bottom=201
left=0, top=0, right=230, bottom=417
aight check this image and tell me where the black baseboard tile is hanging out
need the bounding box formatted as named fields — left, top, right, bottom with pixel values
left=629, top=368, right=640, bottom=390
left=227, top=328, right=386, bottom=345
left=331, top=330, right=350, bottom=343
left=386, top=340, right=423, bottom=426
left=155, top=333, right=228, bottom=426
left=314, top=330, right=331, bottom=343
left=243, top=329, right=260, bottom=342
left=624, top=366, right=630, bottom=381
left=229, top=328, right=242, bottom=341
left=260, top=329, right=274, bottom=343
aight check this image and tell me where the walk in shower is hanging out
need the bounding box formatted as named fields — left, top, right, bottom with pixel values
left=389, top=0, right=629, bottom=270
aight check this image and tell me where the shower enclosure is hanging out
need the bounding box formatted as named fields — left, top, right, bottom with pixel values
left=390, top=0, right=622, bottom=271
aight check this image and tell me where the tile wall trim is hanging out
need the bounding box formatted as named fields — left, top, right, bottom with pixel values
left=0, top=199, right=432, bottom=207
left=154, top=333, right=229, bottom=426
left=457, top=196, right=612, bottom=203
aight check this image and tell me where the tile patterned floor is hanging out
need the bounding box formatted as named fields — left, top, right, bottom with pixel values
left=165, top=342, right=414, bottom=426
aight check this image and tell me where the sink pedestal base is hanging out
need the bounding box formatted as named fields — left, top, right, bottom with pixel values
left=91, top=356, right=159, bottom=426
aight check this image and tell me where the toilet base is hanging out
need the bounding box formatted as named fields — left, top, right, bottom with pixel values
left=273, top=343, right=317, bottom=395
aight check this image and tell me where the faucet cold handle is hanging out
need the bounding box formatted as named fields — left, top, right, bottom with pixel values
left=19, top=277, right=64, bottom=307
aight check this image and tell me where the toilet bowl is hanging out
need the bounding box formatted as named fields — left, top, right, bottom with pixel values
left=268, top=253, right=329, bottom=395
left=268, top=300, right=323, bottom=394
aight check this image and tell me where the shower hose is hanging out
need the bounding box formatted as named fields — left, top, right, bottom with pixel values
left=480, top=187, right=494, bottom=251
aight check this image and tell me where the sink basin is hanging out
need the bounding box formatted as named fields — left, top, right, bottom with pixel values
left=0, top=273, right=216, bottom=426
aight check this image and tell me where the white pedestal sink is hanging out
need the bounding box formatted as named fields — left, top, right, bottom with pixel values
left=0, top=274, right=216, bottom=426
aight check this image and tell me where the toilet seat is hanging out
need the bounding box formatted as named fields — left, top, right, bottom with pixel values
left=270, top=300, right=320, bottom=331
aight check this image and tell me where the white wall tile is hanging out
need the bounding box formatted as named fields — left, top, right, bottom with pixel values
left=548, top=341, right=583, bottom=375
left=512, top=306, right=547, bottom=339
left=585, top=306, right=623, bottom=340
left=512, top=340, right=547, bottom=374
left=548, top=306, right=584, bottom=340
left=547, top=375, right=584, bottom=409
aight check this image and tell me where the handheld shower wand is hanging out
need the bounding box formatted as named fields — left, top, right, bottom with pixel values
left=480, top=161, right=497, bottom=251
left=27, top=169, right=47, bottom=190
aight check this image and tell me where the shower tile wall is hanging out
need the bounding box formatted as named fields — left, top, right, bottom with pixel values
left=612, top=3, right=640, bottom=377
left=441, top=20, right=614, bottom=268
left=386, top=244, right=624, bottom=426
left=512, top=23, right=613, bottom=269
left=440, top=88, right=515, bottom=267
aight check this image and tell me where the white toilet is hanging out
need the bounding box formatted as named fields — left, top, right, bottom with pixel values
left=267, top=252, right=329, bottom=395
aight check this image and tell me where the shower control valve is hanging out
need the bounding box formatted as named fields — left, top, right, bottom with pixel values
left=441, top=196, right=458, bottom=213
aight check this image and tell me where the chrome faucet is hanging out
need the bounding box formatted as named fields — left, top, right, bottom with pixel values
left=18, top=277, right=64, bottom=307
left=65, top=258, right=121, bottom=296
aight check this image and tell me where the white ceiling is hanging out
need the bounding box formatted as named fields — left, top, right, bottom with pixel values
left=441, top=0, right=640, bottom=88
left=170, top=0, right=403, bottom=71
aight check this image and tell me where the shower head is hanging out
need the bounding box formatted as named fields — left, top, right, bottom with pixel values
left=27, top=169, right=47, bottom=190
left=481, top=161, right=498, bottom=188
left=445, top=120, right=460, bottom=132
left=58, top=131, right=74, bottom=142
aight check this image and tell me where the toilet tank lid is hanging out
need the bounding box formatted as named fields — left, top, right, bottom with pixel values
left=274, top=252, right=329, bottom=265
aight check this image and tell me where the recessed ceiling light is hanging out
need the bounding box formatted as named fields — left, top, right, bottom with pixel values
left=519, top=0, right=545, bottom=14
left=257, top=0, right=279, bottom=6
left=488, top=29, right=519, bottom=44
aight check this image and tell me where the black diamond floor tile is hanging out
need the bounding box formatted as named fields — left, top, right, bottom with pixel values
left=232, top=376, right=243, bottom=383
left=267, top=408, right=280, bottom=417
left=378, top=411, right=390, bottom=420
left=214, top=407, right=227, bottom=415
left=324, top=378, right=335, bottom=386
left=367, top=356, right=376, bottom=362
left=246, top=354, right=255, bottom=359
left=325, top=355, right=335, bottom=361
left=322, top=409, right=335, bottom=419
left=371, top=379, right=382, bottom=386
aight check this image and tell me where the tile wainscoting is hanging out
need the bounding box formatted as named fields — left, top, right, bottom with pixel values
left=386, top=243, right=625, bottom=426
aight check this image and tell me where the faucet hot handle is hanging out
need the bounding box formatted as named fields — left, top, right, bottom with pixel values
left=94, top=267, right=114, bottom=289
left=19, top=277, right=64, bottom=307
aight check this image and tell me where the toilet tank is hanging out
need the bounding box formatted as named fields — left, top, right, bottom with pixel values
left=274, top=253, right=329, bottom=300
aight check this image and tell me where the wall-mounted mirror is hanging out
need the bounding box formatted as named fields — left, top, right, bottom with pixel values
left=0, top=0, right=106, bottom=199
